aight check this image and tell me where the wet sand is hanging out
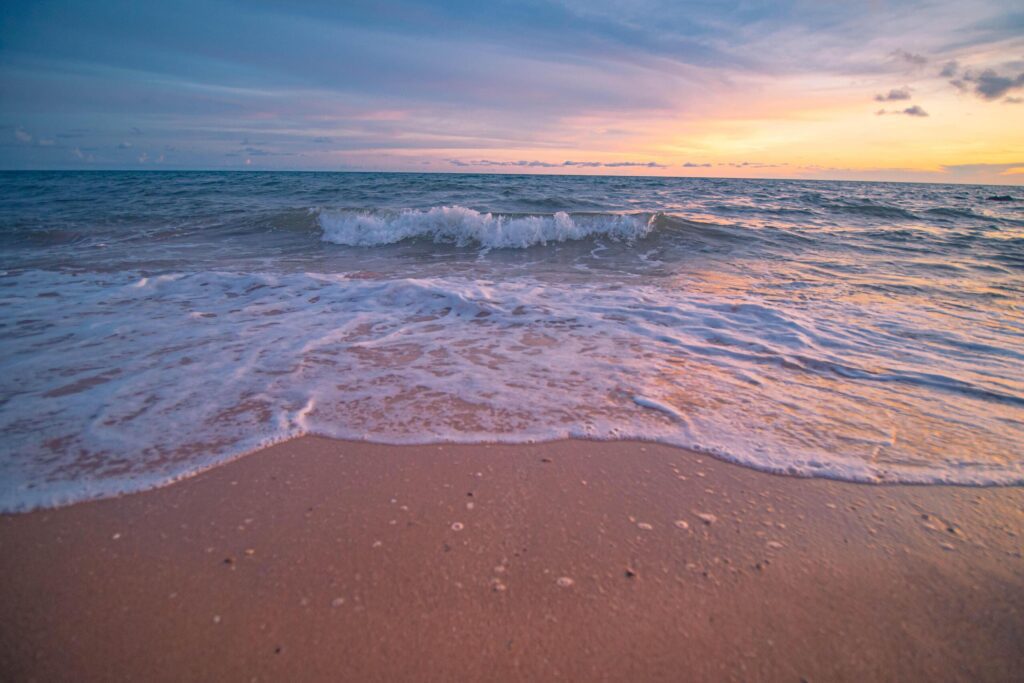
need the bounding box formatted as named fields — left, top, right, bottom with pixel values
left=1, top=436, right=1022, bottom=682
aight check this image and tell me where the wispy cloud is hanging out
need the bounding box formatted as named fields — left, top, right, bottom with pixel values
left=876, top=105, right=929, bottom=117
left=939, top=60, right=959, bottom=78
left=890, top=49, right=928, bottom=68
left=603, top=161, right=667, bottom=168
left=722, top=161, right=787, bottom=168
left=874, top=87, right=912, bottom=102
left=942, top=162, right=1024, bottom=176
left=448, top=159, right=667, bottom=169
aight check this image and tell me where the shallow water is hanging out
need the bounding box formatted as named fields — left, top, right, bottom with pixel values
left=1, top=171, right=1022, bottom=510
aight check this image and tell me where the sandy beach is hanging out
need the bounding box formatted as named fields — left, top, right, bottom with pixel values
left=4, top=0, right=1024, bottom=680
left=1, top=437, right=1021, bottom=682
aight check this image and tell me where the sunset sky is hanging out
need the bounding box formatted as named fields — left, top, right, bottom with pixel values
left=1, top=0, right=1022, bottom=184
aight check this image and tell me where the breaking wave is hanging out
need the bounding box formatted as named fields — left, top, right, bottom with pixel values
left=318, top=205, right=654, bottom=248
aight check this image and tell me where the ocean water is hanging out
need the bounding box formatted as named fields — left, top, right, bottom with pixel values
left=1, top=171, right=1022, bottom=511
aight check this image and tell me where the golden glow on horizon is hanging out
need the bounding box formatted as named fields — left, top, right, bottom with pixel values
left=362, top=74, right=1024, bottom=184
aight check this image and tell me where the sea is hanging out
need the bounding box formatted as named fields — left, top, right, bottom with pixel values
left=1, top=171, right=1022, bottom=511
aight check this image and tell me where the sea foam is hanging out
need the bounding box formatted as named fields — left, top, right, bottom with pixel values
left=2, top=266, right=1022, bottom=512
left=318, top=205, right=653, bottom=248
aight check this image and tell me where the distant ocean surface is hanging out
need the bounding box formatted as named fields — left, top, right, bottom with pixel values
left=1, top=171, right=1022, bottom=511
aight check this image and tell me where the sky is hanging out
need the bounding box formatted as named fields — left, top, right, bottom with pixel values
left=1, top=0, right=1022, bottom=184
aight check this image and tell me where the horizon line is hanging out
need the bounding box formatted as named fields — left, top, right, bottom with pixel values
left=0, top=167, right=1019, bottom=189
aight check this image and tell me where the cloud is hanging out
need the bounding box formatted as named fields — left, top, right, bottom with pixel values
left=11, top=127, right=60, bottom=148
left=56, top=129, right=91, bottom=139
left=242, top=146, right=295, bottom=157
left=890, top=49, right=927, bottom=68
left=447, top=158, right=775, bottom=171
left=876, top=105, right=929, bottom=117
left=941, top=162, right=1024, bottom=176
left=959, top=68, right=1024, bottom=100
left=939, top=60, right=959, bottom=78
left=874, top=87, right=912, bottom=102
left=794, top=162, right=1024, bottom=184
left=447, top=159, right=561, bottom=168
left=950, top=66, right=1024, bottom=101
left=602, top=161, right=667, bottom=168
left=722, top=161, right=786, bottom=168
left=136, top=150, right=166, bottom=164
left=1005, top=96, right=1023, bottom=104
left=447, top=159, right=666, bottom=169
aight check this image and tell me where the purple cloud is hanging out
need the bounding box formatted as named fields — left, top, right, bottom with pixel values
left=874, top=87, right=911, bottom=102
left=876, top=105, right=929, bottom=117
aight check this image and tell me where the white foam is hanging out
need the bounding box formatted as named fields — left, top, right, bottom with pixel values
left=633, top=395, right=687, bottom=423
left=1, top=267, right=1022, bottom=513
left=318, top=206, right=653, bottom=248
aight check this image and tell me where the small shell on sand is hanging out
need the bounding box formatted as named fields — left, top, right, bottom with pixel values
left=556, top=576, right=575, bottom=588
left=637, top=522, right=653, bottom=530
left=674, top=520, right=690, bottom=530
left=766, top=541, right=784, bottom=550
left=696, top=513, right=717, bottom=525
left=451, top=522, right=464, bottom=531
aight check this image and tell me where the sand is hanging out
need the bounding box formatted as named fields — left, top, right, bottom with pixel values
left=1, top=437, right=1022, bottom=682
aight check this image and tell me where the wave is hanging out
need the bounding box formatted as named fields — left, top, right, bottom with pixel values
left=824, top=201, right=919, bottom=221
left=923, top=207, right=988, bottom=221
left=5, top=173, right=1024, bottom=510
left=3, top=266, right=1022, bottom=513
left=318, top=205, right=654, bottom=248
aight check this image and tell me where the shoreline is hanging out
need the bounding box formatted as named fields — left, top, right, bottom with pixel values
left=6, top=430, right=1022, bottom=516
left=2, top=436, right=1022, bottom=681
